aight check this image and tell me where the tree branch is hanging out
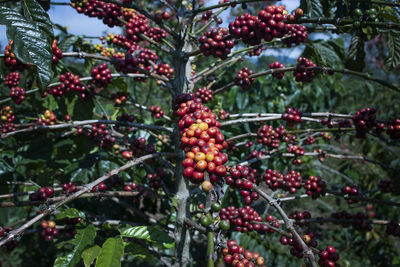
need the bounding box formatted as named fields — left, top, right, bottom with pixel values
left=0, top=152, right=175, bottom=247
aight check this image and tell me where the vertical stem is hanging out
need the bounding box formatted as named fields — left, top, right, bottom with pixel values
left=172, top=8, right=195, bottom=267
left=207, top=231, right=215, bottom=267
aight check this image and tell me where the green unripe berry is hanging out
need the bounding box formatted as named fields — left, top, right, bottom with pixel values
left=211, top=203, right=221, bottom=212
left=354, top=9, right=363, bottom=17
left=219, top=220, right=230, bottom=231
left=201, top=216, right=212, bottom=227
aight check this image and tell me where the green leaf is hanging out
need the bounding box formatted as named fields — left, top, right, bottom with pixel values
left=0, top=3, right=53, bottom=88
left=387, top=30, right=400, bottom=69
left=56, top=208, right=86, bottom=220
left=21, top=0, right=53, bottom=41
left=120, top=226, right=174, bottom=248
left=300, top=0, right=323, bottom=17
left=306, top=43, right=343, bottom=68
left=95, top=238, right=124, bottom=267
left=124, top=242, right=155, bottom=264
left=58, top=35, right=80, bottom=52
left=82, top=245, right=101, bottom=267
left=345, top=34, right=365, bottom=71
left=54, top=224, right=96, bottom=267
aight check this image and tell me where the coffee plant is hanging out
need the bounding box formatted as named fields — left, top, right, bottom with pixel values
left=0, top=0, right=400, bottom=266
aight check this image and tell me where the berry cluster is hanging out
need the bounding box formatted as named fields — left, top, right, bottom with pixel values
left=40, top=220, right=59, bottom=242
left=235, top=67, right=255, bottom=89
left=4, top=41, right=29, bottom=71
left=282, top=24, right=308, bottom=47
left=52, top=39, right=63, bottom=64
left=218, top=109, right=230, bottom=120
left=128, top=137, right=155, bottom=157
left=304, top=176, right=327, bottom=199
left=386, top=118, right=400, bottom=139
left=201, top=10, right=213, bottom=21
left=177, top=96, right=228, bottom=185
left=149, top=105, right=165, bottom=119
left=113, top=114, right=136, bottom=136
left=153, top=63, right=174, bottom=79
left=257, top=125, right=289, bottom=149
left=4, top=72, right=21, bottom=88
left=72, top=0, right=123, bottom=27
left=294, top=57, right=316, bottom=83
left=124, top=182, right=138, bottom=191
left=257, top=5, right=288, bottom=41
left=289, top=210, right=311, bottom=223
left=77, top=123, right=116, bottom=149
left=45, top=72, right=89, bottom=99
left=225, top=165, right=260, bottom=204
left=341, top=185, right=361, bottom=204
left=269, top=61, right=285, bottom=79
left=378, top=178, right=394, bottom=193
left=195, top=87, right=213, bottom=103
left=222, top=239, right=266, bottom=266
left=198, top=27, right=234, bottom=60
left=147, top=173, right=161, bottom=190
left=288, top=144, right=305, bottom=164
left=263, top=169, right=302, bottom=194
left=62, top=182, right=77, bottom=195
left=91, top=175, right=123, bottom=192
left=37, top=110, right=57, bottom=126
left=106, top=33, right=134, bottom=50
left=321, top=118, right=335, bottom=128
left=229, top=13, right=261, bottom=45
left=280, top=232, right=317, bottom=258
left=91, top=63, right=113, bottom=88
left=386, top=219, right=400, bottom=237
left=29, top=186, right=55, bottom=201
left=1, top=106, right=16, bottom=133
left=112, top=92, right=128, bottom=105
left=125, top=12, right=149, bottom=42
left=4, top=72, right=25, bottom=104
left=113, top=45, right=158, bottom=79
left=145, top=27, right=167, bottom=42
left=154, top=10, right=171, bottom=22
left=282, top=107, right=302, bottom=125
left=331, top=211, right=372, bottom=231
left=9, top=86, right=26, bottom=104
left=318, top=246, right=340, bottom=267
left=64, top=217, right=82, bottom=238
left=352, top=108, right=377, bottom=138
left=305, top=136, right=315, bottom=145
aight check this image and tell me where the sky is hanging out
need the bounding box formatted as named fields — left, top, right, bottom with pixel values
left=0, top=0, right=301, bottom=56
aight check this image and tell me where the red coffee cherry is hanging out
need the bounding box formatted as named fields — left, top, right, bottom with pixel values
left=235, top=67, right=255, bottom=89
left=386, top=118, right=400, bottom=139
left=52, top=39, right=63, bottom=64
left=269, top=61, right=285, bottom=79
left=4, top=72, right=21, bottom=88
left=294, top=57, right=316, bottom=83
left=195, top=87, right=213, bottom=103
left=304, top=175, right=327, bottom=199
left=229, top=13, right=261, bottom=45
left=91, top=63, right=112, bottom=88
left=198, top=27, right=234, bottom=60
left=4, top=40, right=30, bottom=72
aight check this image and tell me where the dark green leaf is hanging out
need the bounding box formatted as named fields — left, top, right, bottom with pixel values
left=54, top=224, right=96, bottom=267
left=120, top=226, right=174, bottom=248
left=387, top=30, right=400, bottom=69
left=82, top=245, right=101, bottom=267
left=95, top=238, right=124, bottom=267
left=56, top=208, right=86, bottom=220
left=21, top=0, right=53, bottom=41
left=300, top=0, right=323, bottom=17
left=0, top=4, right=53, bottom=88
